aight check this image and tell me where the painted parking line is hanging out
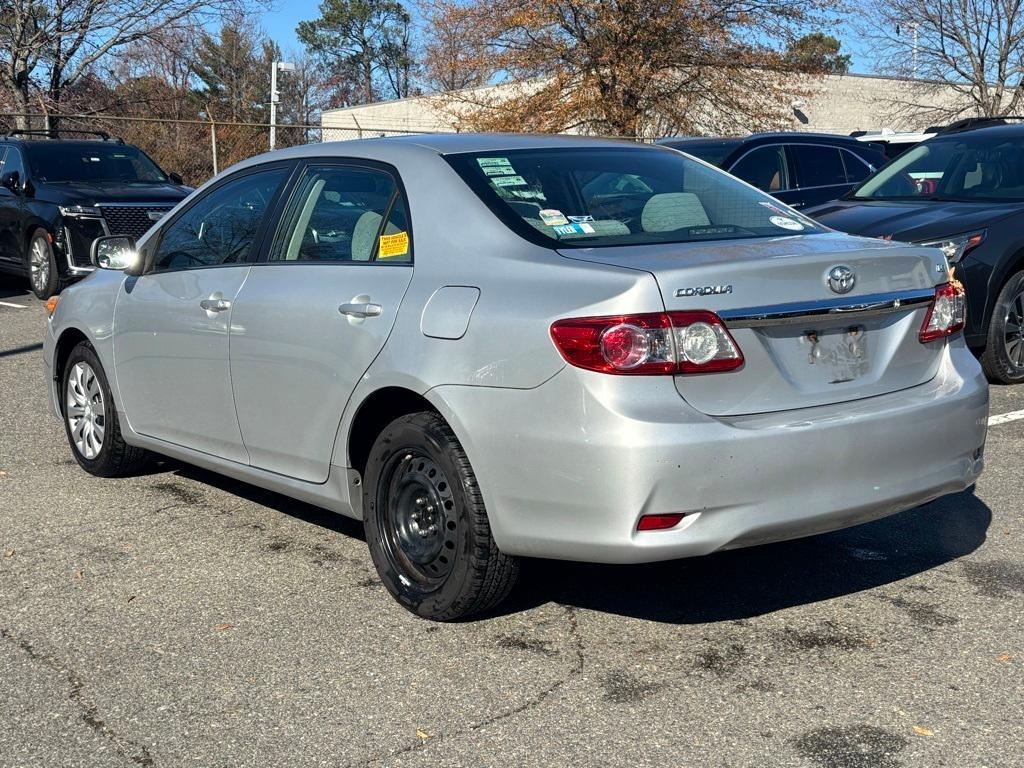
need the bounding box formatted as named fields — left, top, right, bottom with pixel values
left=0, top=300, right=26, bottom=308
left=989, top=409, right=1024, bottom=427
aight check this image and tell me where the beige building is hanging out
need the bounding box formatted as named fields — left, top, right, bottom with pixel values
left=321, top=72, right=963, bottom=140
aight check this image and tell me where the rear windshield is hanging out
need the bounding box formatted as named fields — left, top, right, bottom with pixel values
left=447, top=147, right=822, bottom=249
left=26, top=143, right=167, bottom=184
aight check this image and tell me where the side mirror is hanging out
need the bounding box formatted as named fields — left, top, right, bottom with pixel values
left=1, top=171, right=21, bottom=194
left=91, top=236, right=140, bottom=273
left=168, top=172, right=184, bottom=185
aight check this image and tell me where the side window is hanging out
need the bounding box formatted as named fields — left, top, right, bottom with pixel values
left=3, top=147, right=25, bottom=182
left=792, top=145, right=847, bottom=188
left=841, top=150, right=872, bottom=183
left=730, top=146, right=789, bottom=192
left=270, top=165, right=409, bottom=263
left=0, top=147, right=7, bottom=176
left=151, top=167, right=287, bottom=272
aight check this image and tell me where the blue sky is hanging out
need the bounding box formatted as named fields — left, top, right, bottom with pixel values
left=260, top=2, right=873, bottom=74
left=261, top=2, right=313, bottom=56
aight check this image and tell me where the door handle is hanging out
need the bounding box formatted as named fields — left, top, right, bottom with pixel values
left=338, top=301, right=382, bottom=318
left=200, top=297, right=232, bottom=313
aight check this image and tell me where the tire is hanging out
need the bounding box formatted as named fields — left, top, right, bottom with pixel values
left=60, top=342, right=150, bottom=477
left=26, top=228, right=63, bottom=300
left=980, top=270, right=1024, bottom=384
left=363, top=412, right=519, bottom=621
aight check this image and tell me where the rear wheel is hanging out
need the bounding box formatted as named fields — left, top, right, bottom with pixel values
left=980, top=270, right=1024, bottom=384
left=27, top=229, right=62, bottom=300
left=363, top=412, right=519, bottom=621
left=61, top=342, right=150, bottom=476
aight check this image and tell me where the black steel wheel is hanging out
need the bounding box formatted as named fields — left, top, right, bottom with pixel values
left=363, top=412, right=519, bottom=621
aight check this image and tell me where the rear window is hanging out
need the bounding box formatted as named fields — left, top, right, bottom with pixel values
left=447, top=147, right=823, bottom=248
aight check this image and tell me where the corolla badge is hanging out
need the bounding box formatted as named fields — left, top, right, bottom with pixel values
left=147, top=211, right=167, bottom=222
left=675, top=285, right=733, bottom=298
left=826, top=265, right=856, bottom=294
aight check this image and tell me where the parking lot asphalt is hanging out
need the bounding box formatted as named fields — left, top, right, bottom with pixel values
left=1, top=273, right=1022, bottom=768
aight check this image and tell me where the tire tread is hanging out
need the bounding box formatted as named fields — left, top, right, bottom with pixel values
left=367, top=411, right=519, bottom=620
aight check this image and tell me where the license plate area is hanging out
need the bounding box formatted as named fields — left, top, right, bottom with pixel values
left=800, top=324, right=869, bottom=384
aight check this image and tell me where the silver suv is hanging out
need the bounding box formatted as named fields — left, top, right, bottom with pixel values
left=43, top=135, right=988, bottom=620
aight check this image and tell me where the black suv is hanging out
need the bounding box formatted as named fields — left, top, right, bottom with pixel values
left=806, top=121, right=1024, bottom=384
left=0, top=130, right=191, bottom=299
left=658, top=133, right=886, bottom=210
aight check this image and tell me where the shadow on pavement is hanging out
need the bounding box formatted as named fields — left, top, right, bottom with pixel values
left=171, top=462, right=365, bottom=541
left=163, top=460, right=989, bottom=625
left=0, top=273, right=30, bottom=301
left=0, top=342, right=43, bottom=358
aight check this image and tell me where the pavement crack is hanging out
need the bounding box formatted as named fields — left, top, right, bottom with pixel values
left=346, top=606, right=587, bottom=767
left=1, top=627, right=155, bottom=767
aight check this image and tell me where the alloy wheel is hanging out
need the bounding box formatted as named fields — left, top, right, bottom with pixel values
left=1003, top=290, right=1024, bottom=369
left=29, top=238, right=50, bottom=295
left=66, top=362, right=105, bottom=460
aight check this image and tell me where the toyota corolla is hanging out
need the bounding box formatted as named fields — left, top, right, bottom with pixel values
left=42, top=135, right=988, bottom=620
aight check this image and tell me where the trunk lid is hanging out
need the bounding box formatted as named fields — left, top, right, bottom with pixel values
left=560, top=232, right=948, bottom=416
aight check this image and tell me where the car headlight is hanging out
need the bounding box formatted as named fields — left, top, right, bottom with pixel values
left=918, top=230, right=986, bottom=265
left=59, top=205, right=101, bottom=217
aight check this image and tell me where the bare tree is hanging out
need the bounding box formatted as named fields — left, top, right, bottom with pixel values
left=424, top=0, right=838, bottom=138
left=864, top=0, right=1024, bottom=121
left=0, top=0, right=258, bottom=131
left=417, top=0, right=490, bottom=92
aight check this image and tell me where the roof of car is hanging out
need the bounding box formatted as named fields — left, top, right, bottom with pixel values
left=0, top=137, right=130, bottom=149
left=366, top=132, right=653, bottom=153
left=663, top=132, right=865, bottom=146
left=935, top=122, right=1024, bottom=138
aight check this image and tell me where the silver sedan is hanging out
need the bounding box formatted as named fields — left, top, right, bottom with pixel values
left=42, top=135, right=988, bottom=620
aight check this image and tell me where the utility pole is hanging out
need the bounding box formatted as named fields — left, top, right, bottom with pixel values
left=269, top=61, right=295, bottom=152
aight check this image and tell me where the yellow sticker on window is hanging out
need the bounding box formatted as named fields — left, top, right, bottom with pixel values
left=378, top=231, right=409, bottom=259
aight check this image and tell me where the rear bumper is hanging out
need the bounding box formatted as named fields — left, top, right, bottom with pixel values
left=431, top=340, right=988, bottom=564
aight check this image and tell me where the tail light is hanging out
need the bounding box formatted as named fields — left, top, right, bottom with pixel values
left=919, top=282, right=966, bottom=343
left=550, top=311, right=743, bottom=374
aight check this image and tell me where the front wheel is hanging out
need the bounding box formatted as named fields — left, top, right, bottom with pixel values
left=980, top=270, right=1024, bottom=384
left=61, top=342, right=151, bottom=476
left=363, top=412, right=519, bottom=621
left=27, top=229, right=62, bottom=300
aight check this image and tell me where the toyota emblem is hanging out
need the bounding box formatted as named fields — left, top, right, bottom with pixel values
left=827, top=265, right=856, bottom=294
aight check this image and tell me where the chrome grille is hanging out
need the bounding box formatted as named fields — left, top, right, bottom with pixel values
left=97, top=204, right=174, bottom=240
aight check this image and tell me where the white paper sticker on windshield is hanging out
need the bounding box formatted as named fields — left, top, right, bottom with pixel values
left=482, top=165, right=519, bottom=176
left=769, top=215, right=805, bottom=231
left=478, top=157, right=513, bottom=169
left=491, top=175, right=527, bottom=187
left=539, top=209, right=569, bottom=226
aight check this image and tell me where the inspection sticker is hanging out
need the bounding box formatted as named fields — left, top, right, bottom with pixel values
left=539, top=209, right=569, bottom=226
left=378, top=231, right=410, bottom=259
left=491, top=175, right=527, bottom=187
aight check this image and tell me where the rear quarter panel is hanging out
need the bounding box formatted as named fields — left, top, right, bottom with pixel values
left=333, top=150, right=666, bottom=464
